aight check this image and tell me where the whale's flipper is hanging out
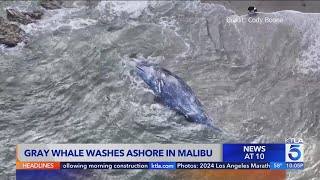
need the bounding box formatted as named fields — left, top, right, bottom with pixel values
left=185, top=112, right=198, bottom=122
left=185, top=115, right=196, bottom=123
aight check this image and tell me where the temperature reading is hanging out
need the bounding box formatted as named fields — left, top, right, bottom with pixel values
left=273, top=163, right=283, bottom=169
left=270, top=162, right=286, bottom=170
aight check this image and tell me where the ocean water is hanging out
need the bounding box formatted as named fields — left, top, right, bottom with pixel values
left=0, top=1, right=319, bottom=179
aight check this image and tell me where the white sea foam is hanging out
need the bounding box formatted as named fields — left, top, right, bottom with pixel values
left=5, top=1, right=38, bottom=12
left=0, top=44, right=7, bottom=52
left=234, top=10, right=320, bottom=75
left=96, top=1, right=148, bottom=20
left=270, top=11, right=320, bottom=75
left=20, top=6, right=96, bottom=35
left=297, top=21, right=320, bottom=75
left=159, top=16, right=181, bottom=36
left=4, top=1, right=93, bottom=34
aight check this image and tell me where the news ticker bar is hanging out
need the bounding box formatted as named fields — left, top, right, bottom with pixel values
left=17, top=162, right=304, bottom=170
left=17, top=143, right=304, bottom=162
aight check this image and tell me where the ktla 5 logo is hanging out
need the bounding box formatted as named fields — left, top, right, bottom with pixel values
left=286, top=144, right=304, bottom=162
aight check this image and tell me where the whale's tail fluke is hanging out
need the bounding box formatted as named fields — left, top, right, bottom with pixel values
left=206, top=122, right=239, bottom=142
left=204, top=115, right=232, bottom=136
left=206, top=121, right=227, bottom=134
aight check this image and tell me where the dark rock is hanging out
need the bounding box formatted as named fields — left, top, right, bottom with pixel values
left=6, top=9, right=32, bottom=25
left=6, top=9, right=43, bottom=25
left=40, top=0, right=63, bottom=10
left=24, top=10, right=43, bottom=20
left=107, top=25, right=125, bottom=32
left=0, top=17, right=26, bottom=47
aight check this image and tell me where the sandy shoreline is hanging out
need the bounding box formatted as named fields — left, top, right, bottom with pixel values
left=202, top=1, right=320, bottom=15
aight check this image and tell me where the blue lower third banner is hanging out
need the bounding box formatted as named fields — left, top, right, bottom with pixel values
left=223, top=144, right=285, bottom=162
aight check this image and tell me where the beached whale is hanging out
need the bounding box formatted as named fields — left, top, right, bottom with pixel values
left=132, top=59, right=220, bottom=130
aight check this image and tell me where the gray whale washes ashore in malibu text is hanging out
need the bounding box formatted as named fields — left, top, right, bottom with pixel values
left=131, top=58, right=223, bottom=132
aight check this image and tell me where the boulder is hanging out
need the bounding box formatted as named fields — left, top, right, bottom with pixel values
left=40, top=0, right=63, bottom=10
left=0, top=17, right=26, bottom=47
left=24, top=10, right=43, bottom=20
left=6, top=9, right=43, bottom=25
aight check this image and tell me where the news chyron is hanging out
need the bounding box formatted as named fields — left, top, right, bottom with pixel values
left=16, top=141, right=305, bottom=172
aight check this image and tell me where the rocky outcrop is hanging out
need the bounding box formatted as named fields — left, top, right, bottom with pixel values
left=1, top=8, right=42, bottom=47
left=40, top=0, right=63, bottom=10
left=0, top=17, right=26, bottom=47
left=6, top=9, right=43, bottom=25
left=1, top=0, right=65, bottom=47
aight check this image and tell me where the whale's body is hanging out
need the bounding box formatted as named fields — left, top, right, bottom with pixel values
left=133, top=59, right=215, bottom=127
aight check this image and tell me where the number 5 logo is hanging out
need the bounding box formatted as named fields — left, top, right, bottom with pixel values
left=288, top=145, right=301, bottom=161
